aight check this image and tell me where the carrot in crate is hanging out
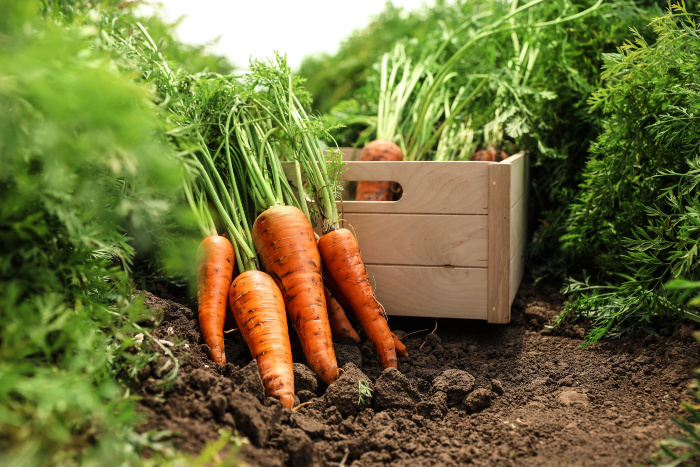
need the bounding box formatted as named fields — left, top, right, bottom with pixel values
left=471, top=146, right=509, bottom=162
left=355, top=139, right=403, bottom=201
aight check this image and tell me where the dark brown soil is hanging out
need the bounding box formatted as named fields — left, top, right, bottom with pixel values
left=136, top=281, right=700, bottom=466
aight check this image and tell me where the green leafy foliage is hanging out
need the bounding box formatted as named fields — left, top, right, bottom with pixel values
left=0, top=0, right=231, bottom=464
left=561, top=4, right=700, bottom=343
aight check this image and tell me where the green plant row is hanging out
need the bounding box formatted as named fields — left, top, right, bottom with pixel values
left=560, top=3, right=700, bottom=344
left=0, top=1, right=244, bottom=464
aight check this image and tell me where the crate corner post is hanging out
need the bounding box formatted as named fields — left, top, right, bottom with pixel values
left=486, top=161, right=511, bottom=324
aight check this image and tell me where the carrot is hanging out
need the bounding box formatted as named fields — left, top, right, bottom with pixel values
left=196, top=235, right=235, bottom=364
left=252, top=205, right=339, bottom=385
left=324, top=285, right=360, bottom=343
left=228, top=270, right=294, bottom=409
left=355, top=139, right=403, bottom=201
left=392, top=332, right=408, bottom=358
left=471, top=146, right=509, bottom=162
left=317, top=227, right=397, bottom=369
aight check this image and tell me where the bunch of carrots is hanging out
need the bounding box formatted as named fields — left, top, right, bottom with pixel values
left=182, top=56, right=406, bottom=409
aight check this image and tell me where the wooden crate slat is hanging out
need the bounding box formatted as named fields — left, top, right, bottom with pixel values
left=487, top=162, right=511, bottom=324
left=339, top=147, right=360, bottom=161
left=341, top=213, right=488, bottom=267
left=507, top=151, right=528, bottom=310
left=501, top=151, right=527, bottom=204
left=364, top=264, right=488, bottom=319
left=509, top=195, right=527, bottom=259
left=509, top=241, right=526, bottom=306
left=339, top=161, right=490, bottom=215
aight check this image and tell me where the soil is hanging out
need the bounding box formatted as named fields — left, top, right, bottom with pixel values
left=135, top=281, right=700, bottom=466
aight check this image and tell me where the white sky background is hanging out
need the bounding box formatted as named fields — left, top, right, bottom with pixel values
left=141, top=0, right=429, bottom=70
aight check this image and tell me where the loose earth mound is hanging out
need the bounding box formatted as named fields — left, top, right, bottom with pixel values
left=136, top=282, right=700, bottom=466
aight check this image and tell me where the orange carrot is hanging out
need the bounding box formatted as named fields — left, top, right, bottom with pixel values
left=355, top=139, right=403, bottom=201
left=324, top=285, right=360, bottom=343
left=318, top=227, right=397, bottom=369
left=471, top=146, right=509, bottom=162
left=252, top=205, right=339, bottom=385
left=392, top=332, right=408, bottom=358
left=196, top=235, right=235, bottom=364
left=228, top=270, right=295, bottom=409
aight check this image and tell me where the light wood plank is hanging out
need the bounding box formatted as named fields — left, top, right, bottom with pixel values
left=339, top=161, right=490, bottom=214
left=342, top=213, right=488, bottom=267
left=487, top=163, right=511, bottom=324
left=364, top=264, right=488, bottom=319
left=509, top=241, right=526, bottom=305
left=507, top=151, right=528, bottom=309
left=500, top=151, right=527, bottom=207
left=339, top=147, right=361, bottom=161
left=509, top=195, right=527, bottom=259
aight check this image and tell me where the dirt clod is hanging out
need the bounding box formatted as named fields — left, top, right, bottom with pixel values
left=373, top=367, right=418, bottom=411
left=491, top=378, right=504, bottom=395
left=333, top=339, right=363, bottom=369
left=324, top=363, right=372, bottom=417
left=230, top=359, right=265, bottom=402
left=275, top=427, right=316, bottom=467
left=557, top=389, right=590, bottom=407
left=431, top=369, right=476, bottom=406
left=463, top=388, right=492, bottom=413
left=293, top=363, right=318, bottom=394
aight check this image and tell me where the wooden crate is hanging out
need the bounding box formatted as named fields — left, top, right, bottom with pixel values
left=333, top=148, right=528, bottom=323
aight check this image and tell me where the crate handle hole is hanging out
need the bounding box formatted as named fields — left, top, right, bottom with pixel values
left=347, top=181, right=403, bottom=201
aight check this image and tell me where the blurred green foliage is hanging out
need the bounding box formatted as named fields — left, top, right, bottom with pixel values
left=0, top=0, right=231, bottom=464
